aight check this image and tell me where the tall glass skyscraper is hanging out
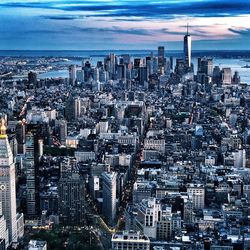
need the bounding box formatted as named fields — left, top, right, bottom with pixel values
left=158, top=46, right=165, bottom=69
left=184, top=25, right=192, bottom=68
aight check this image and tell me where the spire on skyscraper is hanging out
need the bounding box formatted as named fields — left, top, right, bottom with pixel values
left=184, top=23, right=192, bottom=68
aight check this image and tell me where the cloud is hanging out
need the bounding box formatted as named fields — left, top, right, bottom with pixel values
left=1, top=0, right=250, bottom=19
left=229, top=28, right=250, bottom=36
left=71, top=26, right=152, bottom=36
left=41, top=15, right=85, bottom=20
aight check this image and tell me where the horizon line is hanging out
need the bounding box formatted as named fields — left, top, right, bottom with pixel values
left=1, top=49, right=250, bottom=52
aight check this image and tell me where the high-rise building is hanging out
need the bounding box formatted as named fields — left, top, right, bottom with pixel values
left=76, top=69, right=84, bottom=83
left=69, top=65, right=76, bottom=85
left=117, top=64, right=126, bottom=81
left=16, top=120, right=26, bottom=155
left=138, top=66, right=148, bottom=84
left=38, top=139, right=43, bottom=160
left=74, top=97, right=81, bottom=120
left=58, top=171, right=85, bottom=225
left=198, top=57, right=213, bottom=76
left=232, top=71, right=240, bottom=84
left=187, top=184, right=205, bottom=210
left=28, top=72, right=37, bottom=89
left=109, top=53, right=117, bottom=79
left=0, top=118, right=17, bottom=243
left=83, top=61, right=91, bottom=82
left=134, top=58, right=142, bottom=69
left=212, top=66, right=221, bottom=85
left=58, top=120, right=67, bottom=146
left=158, top=46, right=165, bottom=69
left=24, top=132, right=36, bottom=218
left=222, top=68, right=232, bottom=85
left=184, top=25, right=192, bottom=68
left=102, top=171, right=117, bottom=225
left=133, top=198, right=181, bottom=240
left=93, top=68, right=100, bottom=82
left=65, top=97, right=81, bottom=121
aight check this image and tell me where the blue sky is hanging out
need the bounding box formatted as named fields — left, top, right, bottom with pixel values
left=0, top=0, right=250, bottom=50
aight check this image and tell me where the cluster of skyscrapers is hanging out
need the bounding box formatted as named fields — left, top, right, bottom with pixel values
left=0, top=26, right=249, bottom=250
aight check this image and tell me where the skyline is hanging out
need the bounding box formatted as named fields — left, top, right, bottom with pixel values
left=0, top=0, right=250, bottom=50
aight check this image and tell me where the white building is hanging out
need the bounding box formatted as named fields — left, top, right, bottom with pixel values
left=0, top=202, right=9, bottom=249
left=222, top=68, right=232, bottom=85
left=0, top=119, right=18, bottom=243
left=144, top=139, right=165, bottom=154
left=134, top=198, right=181, bottom=240
left=112, top=231, right=150, bottom=250
left=74, top=151, right=96, bottom=162
left=28, top=240, right=47, bottom=250
left=187, top=184, right=205, bottom=210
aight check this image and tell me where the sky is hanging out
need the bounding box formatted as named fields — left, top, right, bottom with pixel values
left=0, top=0, right=250, bottom=50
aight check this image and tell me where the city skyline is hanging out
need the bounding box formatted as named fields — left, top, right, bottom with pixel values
left=0, top=0, right=250, bottom=50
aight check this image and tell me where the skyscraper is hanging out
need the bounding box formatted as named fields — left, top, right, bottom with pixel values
left=184, top=25, right=192, bottom=68
left=28, top=71, right=37, bottom=89
left=158, top=46, right=165, bottom=69
left=222, top=68, right=232, bottom=85
left=58, top=171, right=85, bottom=225
left=24, top=132, right=36, bottom=218
left=69, top=65, right=77, bottom=85
left=198, top=57, right=213, bottom=76
left=102, top=171, right=117, bottom=225
left=0, top=118, right=17, bottom=243
left=16, top=120, right=26, bottom=155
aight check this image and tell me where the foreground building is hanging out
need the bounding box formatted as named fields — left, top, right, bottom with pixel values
left=58, top=171, right=85, bottom=225
left=112, top=231, right=150, bottom=250
left=0, top=118, right=21, bottom=245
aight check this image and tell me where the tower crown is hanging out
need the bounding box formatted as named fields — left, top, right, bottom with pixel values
left=0, top=118, right=7, bottom=138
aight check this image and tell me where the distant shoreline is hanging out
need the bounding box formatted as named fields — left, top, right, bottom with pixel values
left=0, top=50, right=250, bottom=59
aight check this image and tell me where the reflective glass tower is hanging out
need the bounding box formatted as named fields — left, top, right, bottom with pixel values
left=184, top=24, right=192, bottom=68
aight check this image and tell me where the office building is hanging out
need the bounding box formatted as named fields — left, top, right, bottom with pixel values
left=187, top=184, right=205, bottom=210
left=16, top=120, right=26, bottom=155
left=212, top=66, right=221, bottom=85
left=58, top=171, right=85, bottom=225
left=198, top=57, right=213, bottom=76
left=69, top=65, right=77, bottom=85
left=232, top=71, right=240, bottom=84
left=184, top=25, right=192, bottom=68
left=24, top=132, right=36, bottom=218
left=102, top=171, right=117, bottom=225
left=76, top=69, right=84, bottom=83
left=133, top=198, right=181, bottom=240
left=158, top=46, right=165, bottom=69
left=222, top=68, right=232, bottom=85
left=138, top=66, right=148, bottom=84
left=58, top=120, right=67, bottom=145
left=28, top=71, right=37, bottom=89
